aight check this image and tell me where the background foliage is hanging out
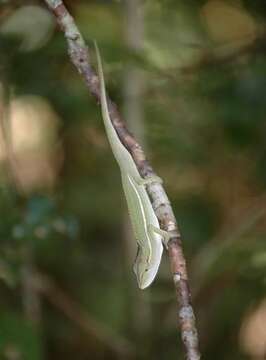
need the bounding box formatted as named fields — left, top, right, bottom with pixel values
left=0, top=0, right=266, bottom=359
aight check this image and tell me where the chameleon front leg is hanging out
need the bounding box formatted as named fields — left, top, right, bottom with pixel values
left=148, top=224, right=171, bottom=249
left=134, top=175, right=163, bottom=187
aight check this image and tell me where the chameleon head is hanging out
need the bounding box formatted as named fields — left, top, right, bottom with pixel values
left=133, top=256, right=157, bottom=290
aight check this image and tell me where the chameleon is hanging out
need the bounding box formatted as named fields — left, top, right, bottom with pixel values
left=95, top=42, right=169, bottom=289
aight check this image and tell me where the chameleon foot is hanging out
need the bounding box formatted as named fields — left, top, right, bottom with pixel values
left=135, top=175, right=163, bottom=187
left=148, top=224, right=171, bottom=249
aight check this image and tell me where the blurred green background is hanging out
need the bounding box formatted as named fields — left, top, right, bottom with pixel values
left=0, top=0, right=266, bottom=359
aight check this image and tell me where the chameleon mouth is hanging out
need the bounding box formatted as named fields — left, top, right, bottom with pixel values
left=138, top=276, right=151, bottom=289
left=133, top=264, right=148, bottom=289
left=138, top=269, right=152, bottom=290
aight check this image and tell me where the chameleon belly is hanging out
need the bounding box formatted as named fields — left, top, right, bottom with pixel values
left=121, top=172, right=163, bottom=289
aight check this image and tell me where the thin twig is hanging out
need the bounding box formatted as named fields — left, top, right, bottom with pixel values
left=33, top=272, right=135, bottom=358
left=0, top=81, right=19, bottom=186
left=123, top=0, right=152, bottom=336
left=144, top=31, right=266, bottom=83
left=0, top=82, right=42, bottom=323
left=192, top=194, right=266, bottom=298
left=43, top=1, right=201, bottom=358
left=178, top=34, right=266, bottom=75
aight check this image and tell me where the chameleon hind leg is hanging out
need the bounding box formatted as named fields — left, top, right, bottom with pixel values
left=148, top=224, right=171, bottom=249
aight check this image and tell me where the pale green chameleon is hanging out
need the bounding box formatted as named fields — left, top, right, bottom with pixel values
left=95, top=43, right=169, bottom=289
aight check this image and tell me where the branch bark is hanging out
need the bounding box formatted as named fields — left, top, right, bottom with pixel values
left=43, top=1, right=201, bottom=358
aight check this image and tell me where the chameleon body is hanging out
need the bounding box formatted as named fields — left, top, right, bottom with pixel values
left=95, top=43, right=166, bottom=289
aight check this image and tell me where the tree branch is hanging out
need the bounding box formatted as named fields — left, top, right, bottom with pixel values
left=43, top=1, right=201, bottom=358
